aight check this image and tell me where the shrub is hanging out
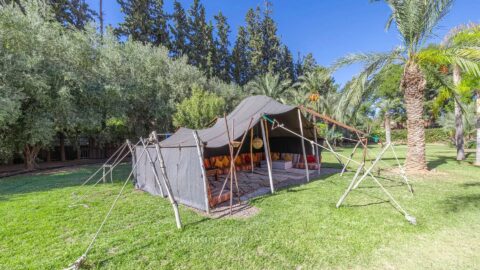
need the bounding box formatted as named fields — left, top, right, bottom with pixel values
left=377, top=128, right=450, bottom=143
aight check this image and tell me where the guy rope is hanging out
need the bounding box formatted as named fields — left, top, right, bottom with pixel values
left=261, top=114, right=417, bottom=225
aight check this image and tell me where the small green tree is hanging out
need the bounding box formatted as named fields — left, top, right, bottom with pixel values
left=173, top=86, right=225, bottom=129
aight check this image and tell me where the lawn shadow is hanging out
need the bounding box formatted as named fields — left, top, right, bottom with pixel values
left=461, top=182, right=480, bottom=188
left=342, top=200, right=389, bottom=208
left=0, top=163, right=131, bottom=197
left=442, top=193, right=480, bottom=213
left=427, top=155, right=453, bottom=169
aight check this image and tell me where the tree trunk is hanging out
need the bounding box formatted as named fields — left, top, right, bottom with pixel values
left=453, top=65, right=465, bottom=160
left=475, top=90, right=480, bottom=166
left=76, top=145, right=81, bottom=160
left=385, top=113, right=391, bottom=144
left=59, top=133, right=66, bottom=162
left=24, top=145, right=40, bottom=171
left=402, top=62, right=427, bottom=172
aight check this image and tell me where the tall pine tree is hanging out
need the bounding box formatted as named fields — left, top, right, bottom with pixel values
left=261, top=1, right=281, bottom=74
left=214, top=12, right=231, bottom=82
left=245, top=7, right=263, bottom=79
left=170, top=0, right=189, bottom=57
left=187, top=0, right=207, bottom=68
left=1, top=0, right=97, bottom=29
left=205, top=21, right=217, bottom=78
left=116, top=0, right=169, bottom=47
left=232, top=26, right=250, bottom=85
left=279, top=45, right=295, bottom=80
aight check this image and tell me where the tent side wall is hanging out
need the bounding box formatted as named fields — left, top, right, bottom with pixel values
left=133, top=145, right=208, bottom=211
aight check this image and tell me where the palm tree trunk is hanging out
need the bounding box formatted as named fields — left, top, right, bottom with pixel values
left=385, top=113, right=391, bottom=144
left=453, top=65, right=465, bottom=160
left=475, top=90, right=480, bottom=166
left=402, top=62, right=427, bottom=171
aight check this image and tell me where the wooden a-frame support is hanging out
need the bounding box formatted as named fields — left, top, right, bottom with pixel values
left=150, top=131, right=182, bottom=229
left=263, top=113, right=417, bottom=225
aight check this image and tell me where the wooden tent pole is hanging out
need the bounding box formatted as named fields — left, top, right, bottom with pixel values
left=260, top=118, right=275, bottom=193
left=223, top=116, right=236, bottom=215
left=217, top=118, right=254, bottom=202
left=336, top=162, right=365, bottom=208
left=312, top=116, right=321, bottom=175
left=151, top=131, right=182, bottom=229
left=352, top=142, right=391, bottom=190
left=192, top=131, right=210, bottom=214
left=340, top=140, right=361, bottom=176
left=139, top=138, right=165, bottom=197
left=297, top=109, right=310, bottom=182
left=250, top=128, right=254, bottom=173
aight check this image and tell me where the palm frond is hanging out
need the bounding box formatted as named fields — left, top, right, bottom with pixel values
left=384, top=0, right=453, bottom=52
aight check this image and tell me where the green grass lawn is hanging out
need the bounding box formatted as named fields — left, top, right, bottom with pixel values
left=1, top=144, right=480, bottom=269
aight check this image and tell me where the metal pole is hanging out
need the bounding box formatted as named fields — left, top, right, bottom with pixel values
left=297, top=109, right=310, bottom=182
left=260, top=119, right=274, bottom=193
left=151, top=131, right=182, bottom=229
left=192, top=131, right=211, bottom=214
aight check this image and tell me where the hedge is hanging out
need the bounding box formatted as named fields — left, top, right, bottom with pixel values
left=377, top=128, right=451, bottom=143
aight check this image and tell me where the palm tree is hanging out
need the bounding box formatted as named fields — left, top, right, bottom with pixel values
left=378, top=98, right=402, bottom=144
left=441, top=24, right=480, bottom=160
left=334, top=0, right=480, bottom=172
left=294, top=68, right=340, bottom=117
left=246, top=72, right=292, bottom=103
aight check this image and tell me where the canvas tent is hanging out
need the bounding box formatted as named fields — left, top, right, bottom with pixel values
left=133, top=95, right=321, bottom=212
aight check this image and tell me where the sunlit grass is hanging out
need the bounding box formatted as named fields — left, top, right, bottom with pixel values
left=1, top=144, right=479, bottom=269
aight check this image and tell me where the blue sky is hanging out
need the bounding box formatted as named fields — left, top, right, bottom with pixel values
left=86, top=0, right=480, bottom=85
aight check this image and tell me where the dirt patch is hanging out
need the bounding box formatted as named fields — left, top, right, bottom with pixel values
left=379, top=167, right=448, bottom=178
left=195, top=201, right=260, bottom=219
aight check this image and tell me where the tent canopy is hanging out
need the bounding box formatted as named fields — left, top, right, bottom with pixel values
left=135, top=95, right=322, bottom=212
left=160, top=95, right=316, bottom=149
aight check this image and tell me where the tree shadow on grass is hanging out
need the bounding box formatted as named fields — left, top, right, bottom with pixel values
left=0, top=164, right=131, bottom=197
left=461, top=182, right=480, bottom=188
left=442, top=194, right=480, bottom=213
left=342, top=200, right=389, bottom=208
left=427, top=155, right=453, bottom=169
